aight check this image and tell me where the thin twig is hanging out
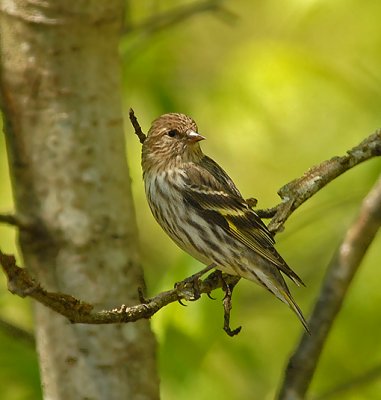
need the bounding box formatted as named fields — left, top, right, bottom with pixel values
left=315, top=362, right=381, bottom=400
left=0, top=214, right=18, bottom=226
left=255, top=206, right=277, bottom=219
left=122, top=1, right=237, bottom=64
left=129, top=108, right=146, bottom=143
left=123, top=0, right=236, bottom=35
left=0, top=213, right=27, bottom=229
left=277, top=174, right=381, bottom=400
left=0, top=318, right=35, bottom=346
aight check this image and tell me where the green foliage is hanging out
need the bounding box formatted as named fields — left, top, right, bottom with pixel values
left=1, top=1, right=381, bottom=398
left=0, top=330, right=41, bottom=400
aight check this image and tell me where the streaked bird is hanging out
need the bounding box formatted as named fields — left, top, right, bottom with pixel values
left=141, top=113, right=308, bottom=331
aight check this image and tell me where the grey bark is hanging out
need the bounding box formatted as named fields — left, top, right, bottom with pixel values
left=0, top=1, right=159, bottom=399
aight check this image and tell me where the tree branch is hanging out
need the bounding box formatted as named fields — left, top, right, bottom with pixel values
left=129, top=108, right=146, bottom=143
left=277, top=174, right=381, bottom=400
left=0, top=249, right=237, bottom=324
left=0, top=317, right=35, bottom=346
left=316, top=362, right=381, bottom=400
left=123, top=0, right=236, bottom=35
left=0, top=213, right=27, bottom=228
left=0, top=213, right=44, bottom=233
left=266, top=129, right=381, bottom=232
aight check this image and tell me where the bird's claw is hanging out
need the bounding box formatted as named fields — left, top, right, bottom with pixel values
left=224, top=325, right=242, bottom=337
left=177, top=298, right=188, bottom=307
left=207, top=292, right=216, bottom=300
left=174, top=264, right=216, bottom=302
left=174, top=275, right=201, bottom=301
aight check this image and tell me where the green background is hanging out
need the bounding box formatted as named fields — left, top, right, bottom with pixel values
left=1, top=1, right=381, bottom=399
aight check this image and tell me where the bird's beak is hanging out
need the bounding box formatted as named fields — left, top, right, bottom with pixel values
left=187, top=130, right=206, bottom=143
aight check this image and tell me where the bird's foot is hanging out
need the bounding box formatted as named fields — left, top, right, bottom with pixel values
left=175, top=263, right=216, bottom=302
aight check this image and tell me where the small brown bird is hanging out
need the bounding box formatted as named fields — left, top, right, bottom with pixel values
left=141, top=113, right=308, bottom=331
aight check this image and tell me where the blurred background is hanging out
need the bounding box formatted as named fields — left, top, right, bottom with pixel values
left=1, top=0, right=381, bottom=399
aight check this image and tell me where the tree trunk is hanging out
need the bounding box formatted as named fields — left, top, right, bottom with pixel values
left=0, top=1, right=159, bottom=399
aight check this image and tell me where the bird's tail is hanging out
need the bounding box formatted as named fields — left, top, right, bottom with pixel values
left=279, top=289, right=310, bottom=334
left=248, top=267, right=310, bottom=333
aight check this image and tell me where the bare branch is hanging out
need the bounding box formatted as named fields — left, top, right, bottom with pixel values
left=316, top=362, right=381, bottom=399
left=0, top=317, right=35, bottom=346
left=129, top=108, right=146, bottom=143
left=0, top=250, right=237, bottom=325
left=124, top=0, right=236, bottom=36
left=0, top=213, right=27, bottom=228
left=266, top=129, right=381, bottom=232
left=0, top=214, right=18, bottom=226
left=255, top=206, right=277, bottom=219
left=0, top=213, right=46, bottom=235
left=277, top=174, right=381, bottom=400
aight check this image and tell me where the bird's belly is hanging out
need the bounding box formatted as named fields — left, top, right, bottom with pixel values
left=145, top=174, right=239, bottom=268
left=145, top=178, right=288, bottom=294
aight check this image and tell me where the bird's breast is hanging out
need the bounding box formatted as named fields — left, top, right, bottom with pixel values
left=144, top=170, right=186, bottom=226
left=144, top=169, right=213, bottom=265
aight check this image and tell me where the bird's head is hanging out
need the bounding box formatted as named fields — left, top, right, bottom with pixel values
left=142, top=113, right=205, bottom=173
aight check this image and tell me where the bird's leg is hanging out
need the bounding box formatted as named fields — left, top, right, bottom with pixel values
left=175, top=263, right=216, bottom=301
left=221, top=275, right=242, bottom=337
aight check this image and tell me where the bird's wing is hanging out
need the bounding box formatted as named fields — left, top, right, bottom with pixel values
left=183, top=158, right=304, bottom=286
left=198, top=156, right=243, bottom=198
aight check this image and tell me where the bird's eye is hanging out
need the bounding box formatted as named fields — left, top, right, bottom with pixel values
left=167, top=129, right=178, bottom=138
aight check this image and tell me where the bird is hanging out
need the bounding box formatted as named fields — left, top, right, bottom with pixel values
left=141, top=112, right=309, bottom=332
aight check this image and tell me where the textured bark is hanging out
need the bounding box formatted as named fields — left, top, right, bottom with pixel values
left=0, top=1, right=159, bottom=399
